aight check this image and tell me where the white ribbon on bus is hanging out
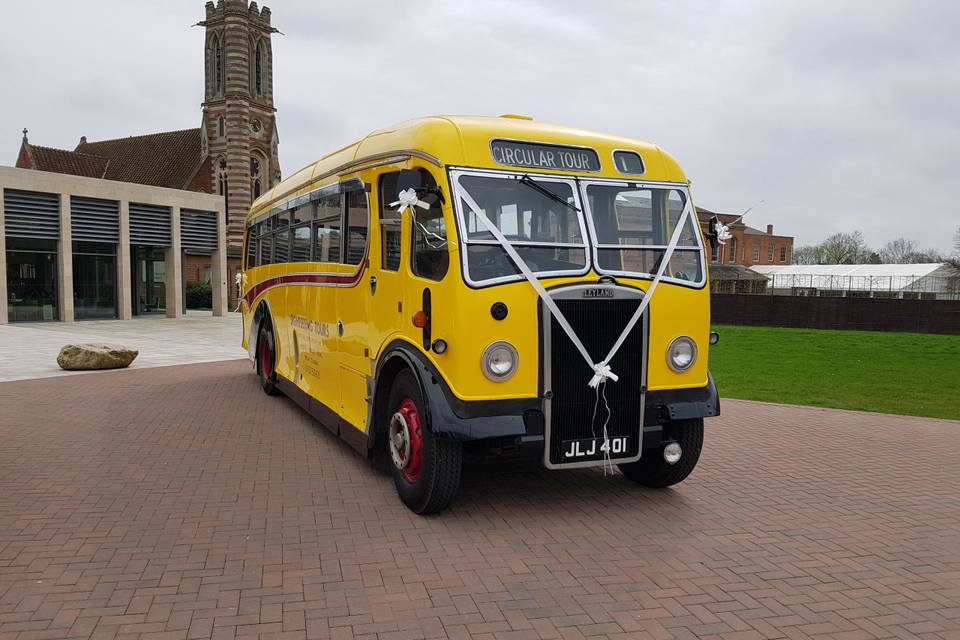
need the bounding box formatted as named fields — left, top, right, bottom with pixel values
left=454, top=184, right=695, bottom=389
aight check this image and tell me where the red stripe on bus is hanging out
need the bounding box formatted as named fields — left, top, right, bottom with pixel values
left=243, top=269, right=365, bottom=306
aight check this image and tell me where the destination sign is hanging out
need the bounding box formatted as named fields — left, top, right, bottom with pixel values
left=490, top=139, right=601, bottom=172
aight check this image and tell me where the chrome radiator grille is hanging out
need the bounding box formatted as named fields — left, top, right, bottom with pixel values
left=542, top=286, right=646, bottom=468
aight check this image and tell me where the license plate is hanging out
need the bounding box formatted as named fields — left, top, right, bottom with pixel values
left=561, top=436, right=631, bottom=461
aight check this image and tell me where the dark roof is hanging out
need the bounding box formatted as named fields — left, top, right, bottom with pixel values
left=695, top=207, right=741, bottom=225
left=75, top=128, right=204, bottom=190
left=23, top=144, right=109, bottom=179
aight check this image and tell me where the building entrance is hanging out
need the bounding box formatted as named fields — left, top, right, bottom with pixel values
left=131, top=245, right=166, bottom=315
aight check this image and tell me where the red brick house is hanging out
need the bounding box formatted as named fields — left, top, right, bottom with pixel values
left=696, top=207, right=794, bottom=267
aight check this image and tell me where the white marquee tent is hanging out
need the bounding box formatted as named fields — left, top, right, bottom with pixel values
left=750, top=263, right=960, bottom=299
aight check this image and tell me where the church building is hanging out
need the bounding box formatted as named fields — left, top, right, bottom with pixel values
left=14, top=0, right=282, bottom=279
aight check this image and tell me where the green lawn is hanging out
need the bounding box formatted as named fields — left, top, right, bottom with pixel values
left=708, top=325, right=960, bottom=420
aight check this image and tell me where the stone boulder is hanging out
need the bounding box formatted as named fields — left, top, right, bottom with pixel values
left=57, top=344, right=139, bottom=371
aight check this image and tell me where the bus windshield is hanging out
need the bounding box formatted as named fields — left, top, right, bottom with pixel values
left=453, top=171, right=589, bottom=284
left=582, top=183, right=704, bottom=284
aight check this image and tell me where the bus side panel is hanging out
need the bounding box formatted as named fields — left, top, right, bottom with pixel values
left=288, top=272, right=341, bottom=416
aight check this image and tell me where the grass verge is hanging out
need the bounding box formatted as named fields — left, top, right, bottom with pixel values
left=708, top=325, right=960, bottom=420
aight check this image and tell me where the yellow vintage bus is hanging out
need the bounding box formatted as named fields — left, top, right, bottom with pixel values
left=240, top=115, right=720, bottom=514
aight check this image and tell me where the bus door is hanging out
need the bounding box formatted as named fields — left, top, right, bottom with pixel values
left=335, top=185, right=373, bottom=433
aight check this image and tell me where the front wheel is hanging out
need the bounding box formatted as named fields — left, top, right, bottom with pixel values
left=618, top=418, right=703, bottom=487
left=386, top=370, right=462, bottom=514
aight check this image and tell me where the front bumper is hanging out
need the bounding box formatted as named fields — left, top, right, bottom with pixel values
left=400, top=344, right=719, bottom=443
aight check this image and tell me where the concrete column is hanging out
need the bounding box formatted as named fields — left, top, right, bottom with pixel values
left=0, top=191, right=7, bottom=325
left=165, top=206, right=183, bottom=318
left=118, top=201, right=132, bottom=320
left=211, top=207, right=228, bottom=316
left=58, top=194, right=74, bottom=322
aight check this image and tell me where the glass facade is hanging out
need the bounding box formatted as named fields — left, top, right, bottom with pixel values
left=73, top=242, right=117, bottom=320
left=132, top=245, right=167, bottom=314
left=5, top=238, right=59, bottom=322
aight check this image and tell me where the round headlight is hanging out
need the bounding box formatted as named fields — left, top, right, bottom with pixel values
left=482, top=341, right=518, bottom=381
left=667, top=336, right=697, bottom=372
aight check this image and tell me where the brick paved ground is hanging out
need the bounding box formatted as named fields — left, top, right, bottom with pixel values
left=1, top=361, right=958, bottom=640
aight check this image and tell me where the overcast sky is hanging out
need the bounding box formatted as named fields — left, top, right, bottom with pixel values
left=2, top=1, right=958, bottom=252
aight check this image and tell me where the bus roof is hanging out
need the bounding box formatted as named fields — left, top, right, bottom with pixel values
left=248, top=115, right=688, bottom=220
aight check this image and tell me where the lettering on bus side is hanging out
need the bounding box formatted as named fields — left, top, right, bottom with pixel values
left=291, top=315, right=329, bottom=337
left=490, top=139, right=601, bottom=172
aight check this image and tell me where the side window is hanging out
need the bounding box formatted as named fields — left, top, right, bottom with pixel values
left=312, top=193, right=342, bottom=263
left=291, top=224, right=311, bottom=262
left=274, top=213, right=290, bottom=263
left=245, top=225, right=257, bottom=268
left=259, top=224, right=274, bottom=265
left=378, top=173, right=402, bottom=271
left=344, top=190, right=368, bottom=265
left=410, top=171, right=448, bottom=281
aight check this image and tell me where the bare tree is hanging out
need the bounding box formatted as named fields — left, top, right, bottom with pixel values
left=949, top=226, right=960, bottom=270
left=879, top=238, right=918, bottom=263
left=820, top=231, right=869, bottom=264
left=792, top=245, right=823, bottom=265
left=910, top=248, right=944, bottom=263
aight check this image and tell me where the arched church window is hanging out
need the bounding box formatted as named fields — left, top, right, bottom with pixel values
left=217, top=116, right=225, bottom=138
left=251, top=157, right=263, bottom=199
left=215, top=36, right=224, bottom=95
left=255, top=40, right=264, bottom=96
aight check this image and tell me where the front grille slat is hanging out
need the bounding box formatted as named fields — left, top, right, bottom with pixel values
left=546, top=295, right=645, bottom=466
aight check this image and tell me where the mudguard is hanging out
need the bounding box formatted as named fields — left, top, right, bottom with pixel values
left=370, top=342, right=535, bottom=445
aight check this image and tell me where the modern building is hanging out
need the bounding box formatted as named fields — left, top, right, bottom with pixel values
left=751, top=263, right=960, bottom=300
left=13, top=0, right=281, bottom=290
left=1, top=166, right=227, bottom=323
left=697, top=208, right=794, bottom=267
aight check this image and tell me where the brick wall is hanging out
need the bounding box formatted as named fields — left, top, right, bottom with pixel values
left=712, top=294, right=960, bottom=334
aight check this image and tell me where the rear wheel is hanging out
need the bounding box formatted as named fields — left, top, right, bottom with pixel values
left=257, top=325, right=278, bottom=396
left=618, top=418, right=703, bottom=487
left=386, top=370, right=461, bottom=514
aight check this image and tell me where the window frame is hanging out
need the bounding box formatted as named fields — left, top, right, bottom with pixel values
left=343, top=188, right=370, bottom=267
left=377, top=172, right=404, bottom=272
left=449, top=167, right=591, bottom=288
left=243, top=177, right=367, bottom=269
left=578, top=177, right=707, bottom=289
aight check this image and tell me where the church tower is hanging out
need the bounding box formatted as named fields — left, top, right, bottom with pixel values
left=199, top=0, right=281, bottom=249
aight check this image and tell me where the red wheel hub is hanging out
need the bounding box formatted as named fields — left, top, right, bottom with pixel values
left=259, top=334, right=270, bottom=379
left=392, top=398, right=424, bottom=483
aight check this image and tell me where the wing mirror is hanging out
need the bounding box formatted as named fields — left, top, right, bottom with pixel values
left=706, top=215, right=721, bottom=250
left=396, top=168, right=445, bottom=205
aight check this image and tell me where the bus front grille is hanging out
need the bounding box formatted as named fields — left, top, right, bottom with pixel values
left=544, top=294, right=646, bottom=467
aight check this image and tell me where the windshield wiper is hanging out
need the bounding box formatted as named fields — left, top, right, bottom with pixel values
left=518, top=174, right=580, bottom=212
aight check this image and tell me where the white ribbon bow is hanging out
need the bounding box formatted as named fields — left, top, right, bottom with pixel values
left=391, top=188, right=429, bottom=214
left=234, top=272, right=246, bottom=312
left=716, top=222, right=732, bottom=245
left=589, top=363, right=619, bottom=388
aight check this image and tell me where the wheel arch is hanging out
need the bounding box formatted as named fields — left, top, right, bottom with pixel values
left=250, top=298, right=276, bottom=366
left=367, top=344, right=429, bottom=451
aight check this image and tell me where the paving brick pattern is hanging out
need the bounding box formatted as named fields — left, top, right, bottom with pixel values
left=1, top=361, right=958, bottom=640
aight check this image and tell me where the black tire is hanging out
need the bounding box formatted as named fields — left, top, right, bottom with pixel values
left=618, top=418, right=703, bottom=487
left=256, top=324, right=279, bottom=396
left=386, top=370, right=461, bottom=514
